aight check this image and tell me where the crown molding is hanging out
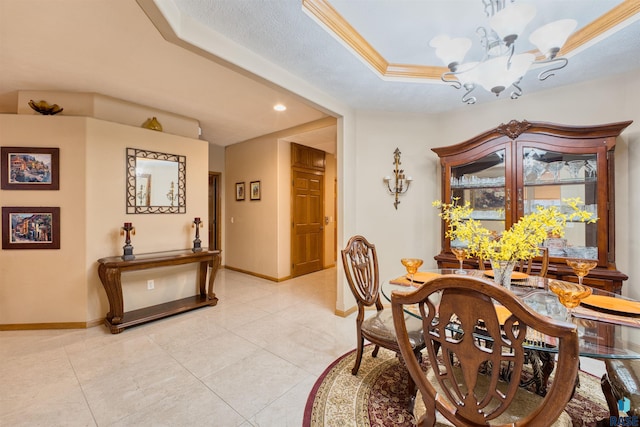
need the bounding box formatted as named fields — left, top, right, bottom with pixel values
left=303, top=0, right=640, bottom=82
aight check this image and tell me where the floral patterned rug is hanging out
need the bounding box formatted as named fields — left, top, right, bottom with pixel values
left=304, top=346, right=610, bottom=427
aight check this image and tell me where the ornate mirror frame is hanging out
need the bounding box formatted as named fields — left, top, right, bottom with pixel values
left=126, top=148, right=186, bottom=214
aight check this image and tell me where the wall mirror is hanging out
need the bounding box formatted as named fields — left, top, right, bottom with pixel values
left=126, top=148, right=186, bottom=213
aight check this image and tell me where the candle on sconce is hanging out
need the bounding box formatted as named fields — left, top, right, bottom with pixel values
left=124, top=222, right=132, bottom=228
left=194, top=217, right=200, bottom=222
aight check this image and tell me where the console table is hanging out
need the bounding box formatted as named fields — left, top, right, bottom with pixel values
left=98, top=249, right=221, bottom=334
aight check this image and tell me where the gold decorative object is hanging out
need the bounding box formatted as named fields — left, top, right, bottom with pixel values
left=451, top=247, right=468, bottom=275
left=142, top=117, right=163, bottom=131
left=401, top=258, right=423, bottom=285
left=28, top=99, right=63, bottom=115
left=166, top=181, right=178, bottom=206
left=549, top=280, right=592, bottom=320
left=383, top=148, right=412, bottom=210
left=565, top=258, right=598, bottom=286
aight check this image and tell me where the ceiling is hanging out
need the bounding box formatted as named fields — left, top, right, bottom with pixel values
left=2, top=1, right=640, bottom=154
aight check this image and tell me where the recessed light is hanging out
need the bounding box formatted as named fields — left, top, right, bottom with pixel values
left=273, top=104, right=287, bottom=112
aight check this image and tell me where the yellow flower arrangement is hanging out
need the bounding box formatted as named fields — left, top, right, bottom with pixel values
left=432, top=197, right=597, bottom=262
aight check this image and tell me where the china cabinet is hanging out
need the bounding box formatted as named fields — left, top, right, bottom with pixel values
left=433, top=119, right=632, bottom=293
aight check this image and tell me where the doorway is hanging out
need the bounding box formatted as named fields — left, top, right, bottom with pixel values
left=291, top=169, right=324, bottom=277
left=208, top=172, right=221, bottom=251
left=291, top=143, right=325, bottom=277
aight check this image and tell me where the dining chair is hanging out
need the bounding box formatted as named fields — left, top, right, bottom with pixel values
left=516, top=247, right=549, bottom=277
left=392, top=274, right=579, bottom=426
left=341, top=235, right=425, bottom=376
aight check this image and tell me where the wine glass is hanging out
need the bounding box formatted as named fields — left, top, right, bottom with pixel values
left=566, top=160, right=585, bottom=180
left=548, top=280, right=592, bottom=321
left=546, top=161, right=564, bottom=182
left=451, top=247, right=468, bottom=275
left=566, top=258, right=598, bottom=286
left=401, top=258, right=423, bottom=285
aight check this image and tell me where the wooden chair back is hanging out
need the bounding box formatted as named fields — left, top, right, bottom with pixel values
left=341, top=235, right=382, bottom=311
left=392, top=275, right=579, bottom=426
left=516, top=247, right=549, bottom=277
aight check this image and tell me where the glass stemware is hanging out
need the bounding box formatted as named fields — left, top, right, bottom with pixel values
left=546, top=161, right=564, bottom=182
left=566, top=160, right=585, bottom=180
left=401, top=258, right=423, bottom=285
left=548, top=280, right=592, bottom=321
left=451, top=247, right=468, bottom=275
left=566, top=258, right=598, bottom=286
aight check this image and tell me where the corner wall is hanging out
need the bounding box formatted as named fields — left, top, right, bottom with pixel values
left=1, top=110, right=209, bottom=327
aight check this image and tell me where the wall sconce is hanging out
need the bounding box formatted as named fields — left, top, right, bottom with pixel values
left=383, top=148, right=412, bottom=210
left=166, top=181, right=178, bottom=206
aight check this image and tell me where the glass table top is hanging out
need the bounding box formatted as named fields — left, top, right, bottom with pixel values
left=381, top=269, right=640, bottom=360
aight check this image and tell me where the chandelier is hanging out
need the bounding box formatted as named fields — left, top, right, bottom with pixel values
left=430, top=0, right=576, bottom=104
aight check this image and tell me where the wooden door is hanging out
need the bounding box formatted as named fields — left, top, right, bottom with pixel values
left=291, top=169, right=324, bottom=277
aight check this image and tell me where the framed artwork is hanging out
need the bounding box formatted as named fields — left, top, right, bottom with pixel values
left=250, top=181, right=261, bottom=201
left=2, top=206, right=61, bottom=249
left=235, top=182, right=245, bottom=201
left=1, top=147, right=60, bottom=190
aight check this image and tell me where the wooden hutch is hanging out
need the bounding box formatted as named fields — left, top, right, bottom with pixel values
left=433, top=119, right=632, bottom=294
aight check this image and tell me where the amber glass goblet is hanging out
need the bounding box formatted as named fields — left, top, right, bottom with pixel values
left=401, top=258, right=423, bottom=285
left=566, top=258, right=598, bottom=286
left=548, top=280, right=592, bottom=321
left=451, top=247, right=468, bottom=275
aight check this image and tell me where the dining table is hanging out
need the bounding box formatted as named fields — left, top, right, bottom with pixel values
left=381, top=268, right=640, bottom=398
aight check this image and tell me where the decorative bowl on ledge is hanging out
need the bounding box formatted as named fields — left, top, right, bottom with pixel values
left=28, top=99, right=64, bottom=115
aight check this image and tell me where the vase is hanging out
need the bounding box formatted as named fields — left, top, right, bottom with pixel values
left=142, top=117, right=163, bottom=131
left=490, top=259, right=516, bottom=290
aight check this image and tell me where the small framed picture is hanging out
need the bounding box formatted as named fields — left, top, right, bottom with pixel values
left=250, top=181, right=261, bottom=201
left=1, top=147, right=60, bottom=190
left=235, top=182, right=245, bottom=201
left=2, top=206, right=61, bottom=249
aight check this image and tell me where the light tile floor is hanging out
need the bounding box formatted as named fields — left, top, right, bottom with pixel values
left=0, top=267, right=357, bottom=427
left=0, top=267, right=605, bottom=426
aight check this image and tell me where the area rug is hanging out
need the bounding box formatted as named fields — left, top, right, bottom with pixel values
left=304, top=346, right=610, bottom=427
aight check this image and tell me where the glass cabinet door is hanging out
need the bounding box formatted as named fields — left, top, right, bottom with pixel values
left=521, top=147, right=598, bottom=260
left=450, top=149, right=507, bottom=238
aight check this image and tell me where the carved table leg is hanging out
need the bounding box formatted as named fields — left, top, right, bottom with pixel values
left=204, top=253, right=221, bottom=304
left=98, top=265, right=124, bottom=325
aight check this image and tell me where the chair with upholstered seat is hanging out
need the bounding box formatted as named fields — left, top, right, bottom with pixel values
left=341, top=235, right=425, bottom=376
left=392, top=274, right=579, bottom=426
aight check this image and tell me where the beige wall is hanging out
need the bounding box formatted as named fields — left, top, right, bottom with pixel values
left=224, top=137, right=279, bottom=278
left=0, top=116, right=88, bottom=324
left=1, top=102, right=209, bottom=326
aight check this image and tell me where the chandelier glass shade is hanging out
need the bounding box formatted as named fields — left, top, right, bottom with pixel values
left=431, top=0, right=577, bottom=104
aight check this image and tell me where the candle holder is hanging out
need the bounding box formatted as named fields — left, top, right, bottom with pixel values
left=120, top=222, right=135, bottom=260
left=383, top=148, right=412, bottom=210
left=192, top=217, right=203, bottom=252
